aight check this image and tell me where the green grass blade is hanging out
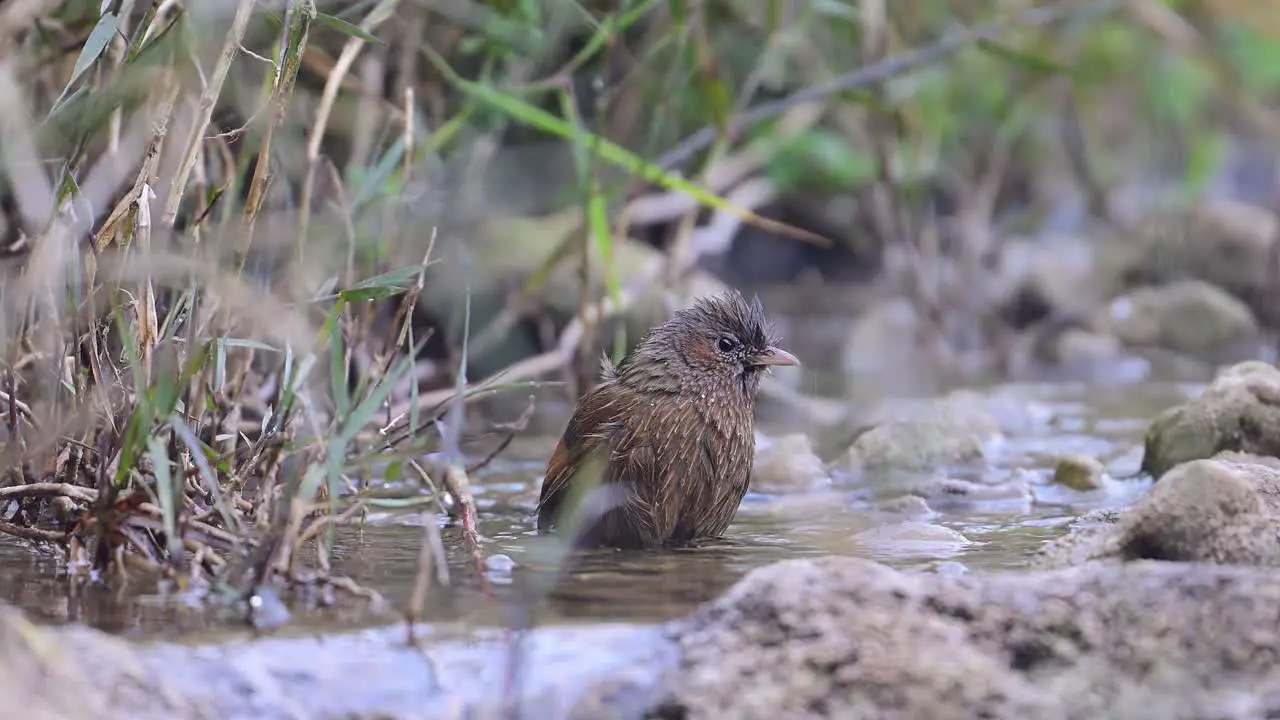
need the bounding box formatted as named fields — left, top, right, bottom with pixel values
left=314, top=12, right=384, bottom=44
left=148, top=435, right=180, bottom=561
left=52, top=11, right=121, bottom=112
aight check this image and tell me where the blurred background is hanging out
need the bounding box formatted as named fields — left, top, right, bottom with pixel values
left=1, top=0, right=1279, bottom=638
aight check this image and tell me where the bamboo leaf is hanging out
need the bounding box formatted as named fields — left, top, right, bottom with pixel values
left=341, top=265, right=429, bottom=302
left=148, top=436, right=181, bottom=560
left=54, top=11, right=121, bottom=110
left=313, top=11, right=384, bottom=44
left=975, top=39, right=1076, bottom=77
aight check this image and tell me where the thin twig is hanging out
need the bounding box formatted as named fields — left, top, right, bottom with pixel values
left=0, top=519, right=65, bottom=542
left=162, top=0, right=257, bottom=229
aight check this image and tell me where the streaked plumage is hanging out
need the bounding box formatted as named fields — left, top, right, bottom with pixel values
left=535, top=290, right=799, bottom=548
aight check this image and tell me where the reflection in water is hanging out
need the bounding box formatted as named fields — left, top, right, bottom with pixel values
left=0, top=380, right=1185, bottom=638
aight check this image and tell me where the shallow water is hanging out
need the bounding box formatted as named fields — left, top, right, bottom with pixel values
left=0, top=379, right=1201, bottom=639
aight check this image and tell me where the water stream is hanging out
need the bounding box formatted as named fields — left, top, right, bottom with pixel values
left=0, top=378, right=1203, bottom=640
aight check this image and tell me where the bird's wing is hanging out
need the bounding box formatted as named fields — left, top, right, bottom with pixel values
left=536, top=383, right=648, bottom=531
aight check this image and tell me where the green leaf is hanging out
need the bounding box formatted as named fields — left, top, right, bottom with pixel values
left=340, top=265, right=427, bottom=302
left=339, top=334, right=429, bottom=440
left=324, top=300, right=351, bottom=421
left=975, top=39, right=1077, bottom=77
left=313, top=12, right=383, bottom=44
left=768, top=128, right=877, bottom=192
left=148, top=436, right=181, bottom=561
left=1184, top=131, right=1226, bottom=198
left=294, top=462, right=330, bottom=506
left=1222, top=24, right=1280, bottom=94
left=702, top=74, right=733, bottom=135
left=49, top=11, right=120, bottom=115
left=384, top=459, right=404, bottom=485
left=668, top=0, right=689, bottom=26
left=351, top=135, right=406, bottom=214
left=1144, top=52, right=1212, bottom=125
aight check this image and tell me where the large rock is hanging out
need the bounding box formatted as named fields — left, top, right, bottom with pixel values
left=1092, top=280, right=1260, bottom=362
left=1141, top=361, right=1280, bottom=478
left=995, top=237, right=1101, bottom=324
left=663, top=556, right=1280, bottom=720
left=0, top=602, right=176, bottom=719
left=1037, top=454, right=1280, bottom=569
left=1104, top=200, right=1280, bottom=326
left=832, top=392, right=1005, bottom=474
left=839, top=297, right=940, bottom=398
left=751, top=433, right=831, bottom=493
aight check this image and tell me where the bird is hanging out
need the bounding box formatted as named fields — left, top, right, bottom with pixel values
left=535, top=290, right=799, bottom=549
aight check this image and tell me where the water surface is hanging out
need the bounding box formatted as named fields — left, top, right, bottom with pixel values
left=0, top=379, right=1198, bottom=639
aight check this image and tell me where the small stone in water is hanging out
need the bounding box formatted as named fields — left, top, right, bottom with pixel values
left=247, top=587, right=291, bottom=631
left=485, top=554, right=516, bottom=572
left=875, top=495, right=936, bottom=519
left=1052, top=455, right=1107, bottom=492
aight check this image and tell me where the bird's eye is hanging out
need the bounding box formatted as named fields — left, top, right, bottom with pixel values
left=717, top=336, right=739, bottom=353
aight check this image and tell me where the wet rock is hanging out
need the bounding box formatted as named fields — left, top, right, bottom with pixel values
left=1093, top=280, right=1260, bottom=362
left=904, top=476, right=1033, bottom=511
left=1141, top=361, right=1280, bottom=478
left=874, top=495, right=937, bottom=519
left=751, top=433, right=831, bottom=493
left=7, top=607, right=676, bottom=720
left=1052, top=455, right=1107, bottom=492
left=1104, top=199, right=1280, bottom=326
left=1011, top=322, right=1152, bottom=385
left=0, top=603, right=186, bottom=719
left=852, top=521, right=971, bottom=560
left=1037, top=455, right=1280, bottom=569
left=143, top=622, right=676, bottom=720
left=839, top=297, right=943, bottom=397
left=933, top=560, right=970, bottom=578
left=994, top=236, right=1102, bottom=328
left=664, top=556, right=1280, bottom=720
left=834, top=394, right=1003, bottom=474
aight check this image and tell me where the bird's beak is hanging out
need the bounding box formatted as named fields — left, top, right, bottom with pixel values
left=752, top=346, right=800, bottom=367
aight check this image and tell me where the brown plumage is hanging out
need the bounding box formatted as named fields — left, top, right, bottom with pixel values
left=535, top=290, right=799, bottom=549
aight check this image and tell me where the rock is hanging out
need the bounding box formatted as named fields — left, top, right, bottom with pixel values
left=839, top=297, right=942, bottom=398
left=905, top=477, right=1033, bottom=511
left=1006, top=319, right=1153, bottom=386
left=0, top=597, right=677, bottom=720
left=13, top=547, right=1280, bottom=719
left=1103, top=199, right=1280, bottom=326
left=1052, top=455, right=1107, bottom=492
left=994, top=236, right=1103, bottom=328
left=1141, top=361, right=1280, bottom=478
left=874, top=495, right=937, bottom=519
left=751, top=433, right=831, bottom=493
left=0, top=602, right=183, bottom=719
left=664, top=556, right=1280, bottom=720
left=1037, top=455, right=1280, bottom=569
left=834, top=394, right=1003, bottom=474
left=1093, top=280, right=1260, bottom=362
left=852, top=521, right=971, bottom=560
